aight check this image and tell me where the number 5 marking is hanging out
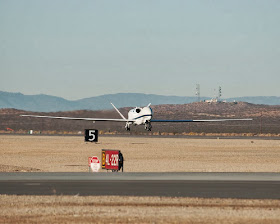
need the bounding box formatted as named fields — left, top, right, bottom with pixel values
left=89, top=130, right=95, bottom=141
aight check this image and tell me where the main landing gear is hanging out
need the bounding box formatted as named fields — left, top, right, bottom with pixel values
left=125, top=122, right=130, bottom=131
left=125, top=122, right=152, bottom=131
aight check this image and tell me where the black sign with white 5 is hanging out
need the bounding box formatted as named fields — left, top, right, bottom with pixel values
left=85, top=129, right=98, bottom=142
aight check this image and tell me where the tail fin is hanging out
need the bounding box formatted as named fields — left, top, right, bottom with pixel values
left=111, top=103, right=127, bottom=120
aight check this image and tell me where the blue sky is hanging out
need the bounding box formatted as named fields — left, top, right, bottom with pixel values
left=0, top=0, right=279, bottom=100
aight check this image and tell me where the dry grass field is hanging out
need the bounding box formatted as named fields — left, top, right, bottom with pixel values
left=1, top=195, right=280, bottom=224
left=0, top=135, right=280, bottom=223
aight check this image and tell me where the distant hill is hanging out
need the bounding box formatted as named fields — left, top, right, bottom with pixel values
left=0, top=91, right=75, bottom=112
left=0, top=91, right=280, bottom=112
left=0, top=91, right=201, bottom=112
left=77, top=93, right=200, bottom=111
left=1, top=102, right=280, bottom=134
left=227, top=96, right=280, bottom=105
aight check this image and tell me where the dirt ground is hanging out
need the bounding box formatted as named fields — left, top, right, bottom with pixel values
left=0, top=135, right=280, bottom=223
left=1, top=135, right=280, bottom=172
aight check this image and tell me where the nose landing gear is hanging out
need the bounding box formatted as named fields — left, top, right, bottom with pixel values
left=145, top=121, right=152, bottom=131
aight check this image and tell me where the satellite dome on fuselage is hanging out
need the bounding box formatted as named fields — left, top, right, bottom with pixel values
left=128, top=106, right=153, bottom=125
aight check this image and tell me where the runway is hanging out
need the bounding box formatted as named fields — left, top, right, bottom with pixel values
left=1, top=172, right=280, bottom=199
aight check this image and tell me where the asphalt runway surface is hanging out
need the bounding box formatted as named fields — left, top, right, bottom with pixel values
left=1, top=172, right=280, bottom=199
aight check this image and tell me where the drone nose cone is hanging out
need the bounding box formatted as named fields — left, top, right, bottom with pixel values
left=142, top=106, right=153, bottom=121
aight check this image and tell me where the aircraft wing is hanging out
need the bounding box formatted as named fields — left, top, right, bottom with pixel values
left=20, top=115, right=133, bottom=122
left=151, top=118, right=253, bottom=122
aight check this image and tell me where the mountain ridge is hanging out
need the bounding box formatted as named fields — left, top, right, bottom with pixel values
left=1, top=91, right=280, bottom=112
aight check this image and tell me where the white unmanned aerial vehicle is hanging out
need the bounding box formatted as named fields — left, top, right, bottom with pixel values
left=21, top=103, right=252, bottom=131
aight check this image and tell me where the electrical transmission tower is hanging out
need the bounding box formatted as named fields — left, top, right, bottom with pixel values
left=195, top=84, right=200, bottom=102
left=218, top=86, right=222, bottom=101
